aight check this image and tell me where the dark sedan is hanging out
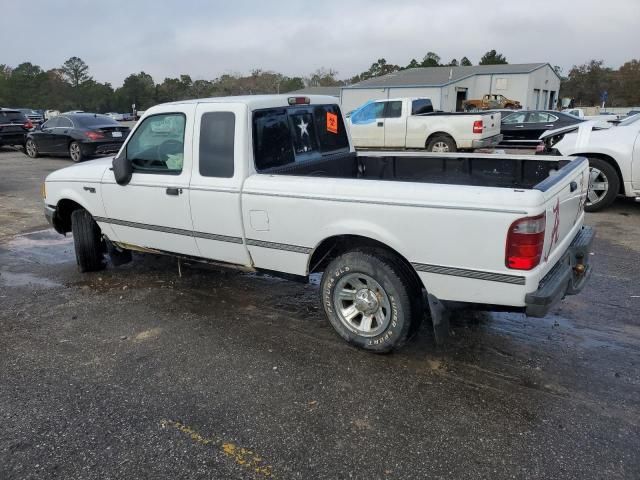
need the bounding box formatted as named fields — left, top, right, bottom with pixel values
left=499, top=110, right=583, bottom=147
left=0, top=109, right=32, bottom=148
left=25, top=113, right=130, bottom=162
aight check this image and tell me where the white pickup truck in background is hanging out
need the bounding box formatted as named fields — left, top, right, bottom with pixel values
left=347, top=97, right=503, bottom=152
left=43, top=95, right=594, bottom=353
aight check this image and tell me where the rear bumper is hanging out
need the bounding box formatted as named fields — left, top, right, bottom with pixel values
left=525, top=225, right=595, bottom=317
left=81, top=141, right=124, bottom=156
left=0, top=133, right=27, bottom=146
left=472, top=134, right=503, bottom=149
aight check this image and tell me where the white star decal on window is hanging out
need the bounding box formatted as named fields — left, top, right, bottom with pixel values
left=297, top=118, right=309, bottom=137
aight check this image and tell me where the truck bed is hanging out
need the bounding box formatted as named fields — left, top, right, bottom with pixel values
left=260, top=151, right=575, bottom=191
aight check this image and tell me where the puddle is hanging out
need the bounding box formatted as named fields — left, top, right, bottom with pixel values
left=0, top=270, right=62, bottom=288
left=0, top=229, right=74, bottom=266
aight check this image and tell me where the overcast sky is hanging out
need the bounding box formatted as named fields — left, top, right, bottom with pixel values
left=2, top=0, right=638, bottom=86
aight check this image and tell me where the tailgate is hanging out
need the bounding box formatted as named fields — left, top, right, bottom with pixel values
left=537, top=157, right=590, bottom=268
left=479, top=112, right=501, bottom=138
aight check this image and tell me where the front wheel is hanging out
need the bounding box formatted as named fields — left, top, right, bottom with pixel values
left=69, top=141, right=85, bottom=162
left=25, top=139, right=39, bottom=158
left=585, top=158, right=619, bottom=212
left=71, top=209, right=105, bottom=272
left=320, top=250, right=420, bottom=353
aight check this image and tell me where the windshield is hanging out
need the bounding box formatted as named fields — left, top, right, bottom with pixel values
left=617, top=113, right=640, bottom=127
left=0, top=110, right=27, bottom=123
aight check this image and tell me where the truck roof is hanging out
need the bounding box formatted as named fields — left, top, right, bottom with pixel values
left=159, top=94, right=340, bottom=111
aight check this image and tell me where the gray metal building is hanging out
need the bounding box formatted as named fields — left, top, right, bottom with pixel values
left=340, top=63, right=561, bottom=113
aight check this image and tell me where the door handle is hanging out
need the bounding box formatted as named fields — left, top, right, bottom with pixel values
left=166, top=187, right=182, bottom=196
left=377, top=121, right=384, bottom=127
left=570, top=181, right=578, bottom=192
left=515, top=125, right=524, bottom=128
left=545, top=124, right=555, bottom=128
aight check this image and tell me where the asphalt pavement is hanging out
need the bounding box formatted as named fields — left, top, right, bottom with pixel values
left=1, top=147, right=639, bottom=479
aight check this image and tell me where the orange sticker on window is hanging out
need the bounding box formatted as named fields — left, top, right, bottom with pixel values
left=326, top=112, right=338, bottom=134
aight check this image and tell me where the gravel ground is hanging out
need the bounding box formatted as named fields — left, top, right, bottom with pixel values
left=0, top=147, right=639, bottom=479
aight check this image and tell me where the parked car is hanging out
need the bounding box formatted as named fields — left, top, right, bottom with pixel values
left=16, top=108, right=44, bottom=125
left=463, top=94, right=521, bottom=111
left=500, top=110, right=584, bottom=147
left=44, top=109, right=60, bottom=120
left=562, top=108, right=621, bottom=123
left=105, top=112, right=125, bottom=121
left=347, top=97, right=503, bottom=152
left=42, top=95, right=594, bottom=353
left=122, top=113, right=135, bottom=121
left=0, top=109, right=32, bottom=147
left=24, top=113, right=130, bottom=162
left=540, top=113, right=640, bottom=211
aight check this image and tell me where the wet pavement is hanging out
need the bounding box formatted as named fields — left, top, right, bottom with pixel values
left=1, top=148, right=639, bottom=479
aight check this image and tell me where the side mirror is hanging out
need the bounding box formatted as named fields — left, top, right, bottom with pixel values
left=112, top=155, right=133, bottom=186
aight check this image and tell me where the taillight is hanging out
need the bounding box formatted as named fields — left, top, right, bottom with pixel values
left=505, top=213, right=546, bottom=270
left=473, top=120, right=483, bottom=134
left=24, top=120, right=33, bottom=130
left=288, top=97, right=310, bottom=105
left=85, top=130, right=105, bottom=140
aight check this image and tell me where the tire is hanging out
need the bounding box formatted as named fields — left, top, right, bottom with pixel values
left=69, top=141, right=85, bottom=162
left=71, top=209, right=105, bottom=272
left=585, top=158, right=619, bottom=212
left=25, top=139, right=39, bottom=158
left=320, top=250, right=421, bottom=353
left=427, top=134, right=457, bottom=153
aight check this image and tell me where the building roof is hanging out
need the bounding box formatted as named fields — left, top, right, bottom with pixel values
left=287, top=86, right=341, bottom=97
left=345, top=63, right=557, bottom=89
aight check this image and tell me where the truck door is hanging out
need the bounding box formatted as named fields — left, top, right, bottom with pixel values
left=348, top=101, right=385, bottom=148
left=188, top=102, right=252, bottom=266
left=100, top=104, right=199, bottom=256
left=383, top=100, right=405, bottom=148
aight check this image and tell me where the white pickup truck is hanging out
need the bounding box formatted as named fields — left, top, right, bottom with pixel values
left=347, top=97, right=503, bottom=152
left=43, top=95, right=594, bottom=352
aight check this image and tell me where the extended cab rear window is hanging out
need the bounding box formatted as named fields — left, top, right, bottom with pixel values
left=253, top=104, right=349, bottom=171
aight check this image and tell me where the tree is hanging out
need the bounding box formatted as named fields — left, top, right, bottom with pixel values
left=614, top=59, right=640, bottom=106
left=460, top=57, right=472, bottom=66
left=405, top=58, right=421, bottom=69
left=448, top=59, right=459, bottom=67
left=115, top=72, right=156, bottom=111
left=306, top=68, right=342, bottom=87
left=61, top=56, right=91, bottom=88
left=420, top=52, right=441, bottom=67
left=561, top=60, right=612, bottom=106
left=279, top=76, right=305, bottom=93
left=479, top=50, right=508, bottom=65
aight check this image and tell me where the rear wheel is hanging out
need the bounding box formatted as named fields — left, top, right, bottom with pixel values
left=25, top=139, right=39, bottom=158
left=427, top=134, right=457, bottom=153
left=585, top=158, right=619, bottom=212
left=320, top=250, right=421, bottom=353
left=71, top=209, right=105, bottom=272
left=69, top=141, right=84, bottom=162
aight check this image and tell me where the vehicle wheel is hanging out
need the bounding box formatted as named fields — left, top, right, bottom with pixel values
left=71, top=209, right=105, bottom=272
left=25, top=139, right=39, bottom=158
left=585, top=158, right=619, bottom=212
left=320, top=250, right=421, bottom=353
left=427, top=135, right=457, bottom=153
left=69, top=141, right=84, bottom=162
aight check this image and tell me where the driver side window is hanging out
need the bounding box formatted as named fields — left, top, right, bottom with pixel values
left=127, top=113, right=186, bottom=173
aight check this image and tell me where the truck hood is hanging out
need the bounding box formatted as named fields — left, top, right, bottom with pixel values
left=539, top=120, right=611, bottom=140
left=45, top=157, right=114, bottom=182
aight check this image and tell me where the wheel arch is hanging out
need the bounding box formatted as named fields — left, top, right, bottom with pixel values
left=573, top=152, right=625, bottom=194
left=307, top=234, right=425, bottom=291
left=53, top=197, right=90, bottom=234
left=425, top=131, right=457, bottom=149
